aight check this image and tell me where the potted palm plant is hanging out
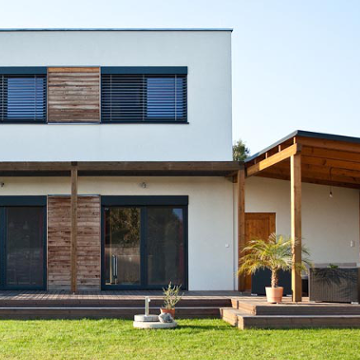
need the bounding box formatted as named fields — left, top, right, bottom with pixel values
left=161, top=282, right=183, bottom=318
left=238, top=233, right=311, bottom=303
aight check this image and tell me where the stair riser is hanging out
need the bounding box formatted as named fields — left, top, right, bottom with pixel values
left=0, top=307, right=221, bottom=320
left=0, top=300, right=231, bottom=308
left=233, top=300, right=360, bottom=316
left=240, top=317, right=360, bottom=329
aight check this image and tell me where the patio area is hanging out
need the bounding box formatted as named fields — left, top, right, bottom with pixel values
left=0, top=290, right=235, bottom=319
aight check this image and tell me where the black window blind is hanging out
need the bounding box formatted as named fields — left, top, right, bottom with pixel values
left=0, top=75, right=47, bottom=122
left=101, top=74, right=187, bottom=122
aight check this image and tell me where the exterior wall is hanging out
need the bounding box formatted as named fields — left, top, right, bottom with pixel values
left=245, top=177, right=360, bottom=265
left=0, top=176, right=235, bottom=291
left=0, top=30, right=232, bottom=161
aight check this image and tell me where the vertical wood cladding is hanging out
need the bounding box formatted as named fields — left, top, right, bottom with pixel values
left=48, top=196, right=101, bottom=290
left=47, top=67, right=100, bottom=123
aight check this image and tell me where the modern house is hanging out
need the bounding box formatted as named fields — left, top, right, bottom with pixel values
left=0, top=28, right=238, bottom=294
left=0, top=29, right=359, bottom=305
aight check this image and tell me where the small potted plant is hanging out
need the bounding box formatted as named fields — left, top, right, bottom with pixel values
left=238, top=233, right=311, bottom=303
left=161, top=282, right=183, bottom=318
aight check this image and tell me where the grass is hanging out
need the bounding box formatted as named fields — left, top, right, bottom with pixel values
left=0, top=319, right=359, bottom=359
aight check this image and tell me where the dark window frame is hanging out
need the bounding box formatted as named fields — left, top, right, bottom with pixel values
left=101, top=67, right=188, bottom=124
left=0, top=67, right=47, bottom=124
left=101, top=196, right=188, bottom=290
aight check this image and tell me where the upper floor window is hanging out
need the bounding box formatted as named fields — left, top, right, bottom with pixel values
left=0, top=68, right=47, bottom=123
left=101, top=67, right=187, bottom=123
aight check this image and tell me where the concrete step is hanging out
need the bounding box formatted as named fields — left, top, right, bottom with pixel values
left=221, top=307, right=360, bottom=329
left=0, top=306, right=221, bottom=320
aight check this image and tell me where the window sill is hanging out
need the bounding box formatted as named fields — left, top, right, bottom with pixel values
left=0, top=121, right=190, bottom=125
left=101, top=121, right=189, bottom=124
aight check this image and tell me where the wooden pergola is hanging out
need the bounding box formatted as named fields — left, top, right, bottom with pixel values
left=0, top=161, right=242, bottom=293
left=243, top=130, right=360, bottom=302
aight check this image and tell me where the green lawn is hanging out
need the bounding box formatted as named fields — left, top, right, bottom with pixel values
left=0, top=319, right=359, bottom=360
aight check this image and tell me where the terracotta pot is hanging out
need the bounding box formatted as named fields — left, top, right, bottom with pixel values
left=265, top=287, right=283, bottom=303
left=160, top=308, right=175, bottom=318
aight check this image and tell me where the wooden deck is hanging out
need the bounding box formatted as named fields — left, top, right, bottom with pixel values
left=221, top=296, right=360, bottom=329
left=0, top=290, right=236, bottom=319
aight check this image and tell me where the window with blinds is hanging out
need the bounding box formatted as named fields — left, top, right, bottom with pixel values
left=101, top=73, right=187, bottom=122
left=0, top=74, right=47, bottom=123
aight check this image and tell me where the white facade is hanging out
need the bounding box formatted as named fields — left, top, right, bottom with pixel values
left=0, top=176, right=236, bottom=290
left=245, top=176, right=360, bottom=266
left=0, top=30, right=232, bottom=162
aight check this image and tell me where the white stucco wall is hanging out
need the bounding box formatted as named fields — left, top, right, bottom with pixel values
left=0, top=30, right=232, bottom=162
left=245, top=177, right=360, bottom=265
left=0, top=176, right=236, bottom=290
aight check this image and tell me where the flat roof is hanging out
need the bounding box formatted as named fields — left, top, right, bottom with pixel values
left=0, top=28, right=233, bottom=32
left=246, top=130, right=360, bottom=162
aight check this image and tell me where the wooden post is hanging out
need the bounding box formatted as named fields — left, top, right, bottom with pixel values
left=290, top=153, right=302, bottom=302
left=237, top=167, right=246, bottom=291
left=71, top=162, right=78, bottom=293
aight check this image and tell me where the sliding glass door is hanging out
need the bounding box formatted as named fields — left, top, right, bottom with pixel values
left=104, top=207, right=141, bottom=286
left=147, top=207, right=185, bottom=286
left=102, top=197, right=187, bottom=290
left=0, top=197, right=47, bottom=290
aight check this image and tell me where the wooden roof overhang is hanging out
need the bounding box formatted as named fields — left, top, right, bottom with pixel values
left=245, top=130, right=360, bottom=189
left=0, top=161, right=242, bottom=178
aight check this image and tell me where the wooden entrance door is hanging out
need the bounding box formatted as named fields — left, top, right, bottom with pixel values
left=239, top=213, right=276, bottom=291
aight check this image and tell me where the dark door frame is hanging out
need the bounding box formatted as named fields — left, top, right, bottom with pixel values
left=0, top=196, right=47, bottom=290
left=101, top=196, right=188, bottom=291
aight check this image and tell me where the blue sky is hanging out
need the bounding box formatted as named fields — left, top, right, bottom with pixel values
left=1, top=0, right=359, bottom=154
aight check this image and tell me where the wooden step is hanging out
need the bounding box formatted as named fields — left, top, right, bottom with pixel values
left=239, top=315, right=360, bottom=329
left=232, top=298, right=360, bottom=316
left=0, top=306, right=221, bottom=320
left=220, top=308, right=249, bottom=326
left=0, top=298, right=231, bottom=308
left=221, top=307, right=360, bottom=329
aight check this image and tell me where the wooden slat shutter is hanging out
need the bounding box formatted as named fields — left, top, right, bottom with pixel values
left=48, top=67, right=100, bottom=123
left=48, top=195, right=101, bottom=290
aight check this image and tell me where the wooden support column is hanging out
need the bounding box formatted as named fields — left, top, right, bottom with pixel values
left=70, top=162, right=78, bottom=293
left=290, top=153, right=302, bottom=302
left=237, top=167, right=246, bottom=291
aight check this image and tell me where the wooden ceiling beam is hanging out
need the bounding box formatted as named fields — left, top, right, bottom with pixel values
left=257, top=172, right=360, bottom=190
left=269, top=160, right=360, bottom=180
left=301, top=146, right=360, bottom=163
left=258, top=165, right=360, bottom=186
left=301, top=155, right=360, bottom=172
left=297, top=137, right=360, bottom=154
left=246, top=143, right=302, bottom=177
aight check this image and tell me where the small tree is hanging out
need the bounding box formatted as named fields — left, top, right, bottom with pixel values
left=233, top=139, right=250, bottom=161
left=238, top=233, right=312, bottom=288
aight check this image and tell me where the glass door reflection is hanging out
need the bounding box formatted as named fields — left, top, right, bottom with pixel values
left=104, top=207, right=141, bottom=286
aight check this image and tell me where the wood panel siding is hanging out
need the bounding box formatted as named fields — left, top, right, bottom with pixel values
left=77, top=196, right=101, bottom=290
left=48, top=196, right=71, bottom=290
left=47, top=67, right=100, bottom=123
left=48, top=196, right=101, bottom=291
